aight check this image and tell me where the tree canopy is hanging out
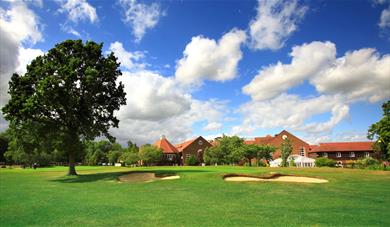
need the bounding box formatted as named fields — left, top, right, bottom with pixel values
left=368, top=100, right=390, bottom=160
left=2, top=40, right=126, bottom=175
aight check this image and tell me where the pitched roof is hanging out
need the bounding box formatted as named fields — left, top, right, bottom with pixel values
left=154, top=137, right=179, bottom=154
left=175, top=138, right=196, bottom=152
left=309, top=142, right=374, bottom=153
left=175, top=136, right=212, bottom=152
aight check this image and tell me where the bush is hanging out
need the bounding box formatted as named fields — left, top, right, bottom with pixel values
left=355, top=157, right=380, bottom=169
left=315, top=157, right=336, bottom=167
left=185, top=155, right=199, bottom=166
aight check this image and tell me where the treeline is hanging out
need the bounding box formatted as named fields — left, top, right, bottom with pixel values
left=0, top=129, right=164, bottom=167
left=205, top=135, right=276, bottom=166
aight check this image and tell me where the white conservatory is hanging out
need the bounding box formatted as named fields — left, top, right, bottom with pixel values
left=269, top=155, right=315, bottom=167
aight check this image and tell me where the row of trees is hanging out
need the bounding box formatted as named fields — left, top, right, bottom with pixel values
left=204, top=135, right=277, bottom=166
left=0, top=130, right=164, bottom=167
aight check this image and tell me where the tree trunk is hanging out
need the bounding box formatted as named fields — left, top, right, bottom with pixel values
left=248, top=158, right=252, bottom=166
left=68, top=150, right=77, bottom=175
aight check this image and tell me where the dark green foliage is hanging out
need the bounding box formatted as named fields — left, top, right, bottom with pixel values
left=204, top=135, right=244, bottom=165
left=120, top=152, right=139, bottom=166
left=368, top=100, right=390, bottom=160
left=1, top=40, right=126, bottom=175
left=315, top=157, right=336, bottom=167
left=83, top=140, right=122, bottom=165
left=280, top=138, right=293, bottom=167
left=138, top=145, right=162, bottom=166
left=185, top=155, right=199, bottom=166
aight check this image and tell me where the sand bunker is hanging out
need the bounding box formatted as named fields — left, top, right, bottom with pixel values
left=224, top=174, right=328, bottom=183
left=118, top=172, right=180, bottom=183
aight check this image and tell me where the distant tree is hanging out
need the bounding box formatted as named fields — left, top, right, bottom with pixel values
left=204, top=135, right=246, bottom=165
left=280, top=138, right=293, bottom=167
left=368, top=100, right=390, bottom=160
left=315, top=157, right=336, bottom=167
left=127, top=140, right=139, bottom=153
left=120, top=151, right=139, bottom=166
left=255, top=145, right=275, bottom=166
left=2, top=40, right=126, bottom=175
left=0, top=130, right=10, bottom=163
left=138, top=145, right=162, bottom=166
left=240, top=144, right=259, bottom=166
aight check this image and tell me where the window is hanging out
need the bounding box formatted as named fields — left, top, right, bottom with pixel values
left=323, top=152, right=328, bottom=157
left=336, top=152, right=341, bottom=158
left=186, top=154, right=191, bottom=159
left=299, top=147, right=305, bottom=156
left=198, top=140, right=203, bottom=145
left=167, top=154, right=174, bottom=161
left=364, top=152, right=370, bottom=157
left=350, top=152, right=355, bottom=158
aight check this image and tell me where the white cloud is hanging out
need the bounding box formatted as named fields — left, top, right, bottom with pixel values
left=16, top=47, right=44, bottom=75
left=107, top=41, right=145, bottom=71
left=119, top=0, right=162, bottom=42
left=243, top=41, right=336, bottom=101
left=110, top=70, right=228, bottom=145
left=0, top=0, right=42, bottom=44
left=249, top=0, right=307, bottom=50
left=116, top=71, right=192, bottom=121
left=203, top=122, right=223, bottom=131
left=236, top=40, right=390, bottom=139
left=175, top=29, right=247, bottom=85
left=243, top=41, right=390, bottom=103
left=311, top=48, right=390, bottom=103
left=233, top=94, right=348, bottom=135
left=0, top=1, right=43, bottom=108
left=58, top=0, right=98, bottom=24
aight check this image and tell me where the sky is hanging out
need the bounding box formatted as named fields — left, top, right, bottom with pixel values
left=0, top=0, right=389, bottom=146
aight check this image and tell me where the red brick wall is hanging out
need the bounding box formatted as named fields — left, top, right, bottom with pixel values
left=182, top=137, right=212, bottom=164
left=270, top=131, right=310, bottom=159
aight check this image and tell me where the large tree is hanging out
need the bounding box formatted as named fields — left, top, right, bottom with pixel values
left=368, top=100, right=390, bottom=160
left=2, top=40, right=126, bottom=175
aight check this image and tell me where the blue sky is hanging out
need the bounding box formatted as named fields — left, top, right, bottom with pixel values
left=0, top=0, right=389, bottom=145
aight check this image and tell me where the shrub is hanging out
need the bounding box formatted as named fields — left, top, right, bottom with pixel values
left=315, top=157, right=336, bottom=167
left=355, top=157, right=380, bottom=169
left=185, top=155, right=199, bottom=166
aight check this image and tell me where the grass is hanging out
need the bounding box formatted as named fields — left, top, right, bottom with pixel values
left=1, top=166, right=389, bottom=226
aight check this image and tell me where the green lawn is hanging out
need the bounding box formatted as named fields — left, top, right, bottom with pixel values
left=1, top=166, right=389, bottom=226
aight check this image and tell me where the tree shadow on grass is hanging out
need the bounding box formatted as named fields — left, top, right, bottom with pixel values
left=50, top=169, right=211, bottom=183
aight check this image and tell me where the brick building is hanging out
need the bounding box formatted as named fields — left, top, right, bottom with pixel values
left=175, top=136, right=212, bottom=164
left=308, top=142, right=375, bottom=166
left=244, top=130, right=311, bottom=159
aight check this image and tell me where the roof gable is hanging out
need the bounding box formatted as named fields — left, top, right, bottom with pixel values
left=154, top=137, right=179, bottom=153
left=175, top=136, right=212, bottom=151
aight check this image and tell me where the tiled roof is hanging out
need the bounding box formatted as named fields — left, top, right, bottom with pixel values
left=309, top=142, right=374, bottom=153
left=154, top=137, right=179, bottom=154
left=175, top=138, right=196, bottom=152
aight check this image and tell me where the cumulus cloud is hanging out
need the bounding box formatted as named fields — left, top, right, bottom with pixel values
left=311, top=48, right=390, bottom=102
left=0, top=0, right=42, bottom=44
left=0, top=1, right=43, bottom=108
left=236, top=40, right=390, bottom=139
left=233, top=94, right=348, bottom=135
left=58, top=0, right=98, bottom=24
left=243, top=41, right=336, bottom=101
left=249, top=0, right=307, bottom=51
left=119, top=0, right=162, bottom=42
left=16, top=47, right=44, bottom=75
left=110, top=71, right=227, bottom=145
left=175, top=29, right=246, bottom=85
left=107, top=41, right=145, bottom=71
left=116, top=71, right=192, bottom=121
left=243, top=41, right=390, bottom=103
